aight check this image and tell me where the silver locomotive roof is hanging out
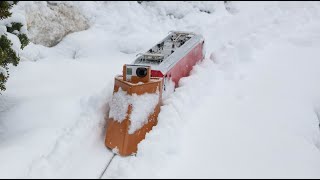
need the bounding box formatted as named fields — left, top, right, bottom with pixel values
left=133, top=31, right=204, bottom=74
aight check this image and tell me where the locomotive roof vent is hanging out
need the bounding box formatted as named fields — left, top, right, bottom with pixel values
left=134, top=31, right=196, bottom=65
left=133, top=31, right=204, bottom=74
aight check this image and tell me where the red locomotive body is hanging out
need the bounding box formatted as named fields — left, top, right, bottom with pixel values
left=133, top=31, right=205, bottom=87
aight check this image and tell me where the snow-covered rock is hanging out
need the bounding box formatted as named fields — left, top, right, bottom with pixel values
left=22, top=1, right=89, bottom=47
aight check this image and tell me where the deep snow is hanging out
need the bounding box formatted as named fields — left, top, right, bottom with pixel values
left=1, top=1, right=320, bottom=178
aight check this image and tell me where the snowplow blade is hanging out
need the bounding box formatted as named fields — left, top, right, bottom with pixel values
left=105, top=73, right=162, bottom=156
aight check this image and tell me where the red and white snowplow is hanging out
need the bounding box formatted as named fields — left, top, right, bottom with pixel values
left=105, top=31, right=205, bottom=156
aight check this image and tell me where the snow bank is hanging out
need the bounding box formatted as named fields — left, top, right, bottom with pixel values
left=109, top=88, right=160, bottom=134
left=141, top=1, right=226, bottom=19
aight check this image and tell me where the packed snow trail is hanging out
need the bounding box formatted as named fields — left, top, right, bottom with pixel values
left=1, top=1, right=320, bottom=178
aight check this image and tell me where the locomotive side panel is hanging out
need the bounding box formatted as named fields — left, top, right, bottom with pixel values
left=165, top=42, right=204, bottom=86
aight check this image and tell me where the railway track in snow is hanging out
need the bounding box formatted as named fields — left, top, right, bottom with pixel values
left=98, top=153, right=117, bottom=179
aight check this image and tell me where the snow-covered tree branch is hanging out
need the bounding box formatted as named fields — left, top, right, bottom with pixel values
left=0, top=1, right=29, bottom=92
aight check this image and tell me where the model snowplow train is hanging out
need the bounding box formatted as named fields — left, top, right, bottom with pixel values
left=105, top=31, right=205, bottom=156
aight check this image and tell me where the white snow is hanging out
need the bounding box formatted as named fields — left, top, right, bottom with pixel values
left=109, top=88, right=130, bottom=123
left=6, top=32, right=21, bottom=55
left=0, top=67, right=7, bottom=77
left=1, top=1, right=320, bottom=179
left=129, top=91, right=159, bottom=134
left=162, top=77, right=175, bottom=100
left=109, top=88, right=160, bottom=134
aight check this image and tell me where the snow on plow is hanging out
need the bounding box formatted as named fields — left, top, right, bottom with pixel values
left=105, top=31, right=205, bottom=156
left=105, top=65, right=162, bottom=156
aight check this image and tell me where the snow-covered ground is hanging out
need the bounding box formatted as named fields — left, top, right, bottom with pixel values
left=1, top=1, right=320, bottom=178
